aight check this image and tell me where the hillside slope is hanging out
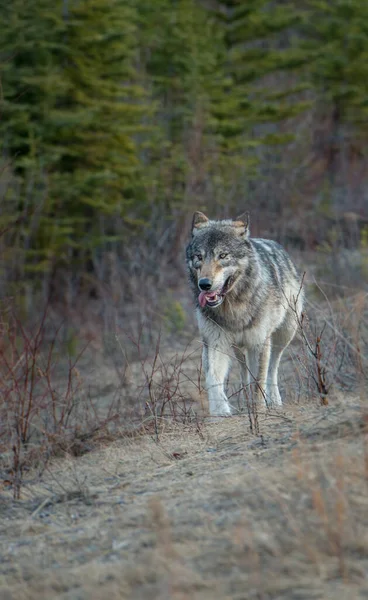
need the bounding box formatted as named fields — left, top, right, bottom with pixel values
left=1, top=393, right=367, bottom=600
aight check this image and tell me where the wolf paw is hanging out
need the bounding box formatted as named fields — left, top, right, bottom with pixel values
left=265, top=389, right=283, bottom=408
left=208, top=402, right=232, bottom=417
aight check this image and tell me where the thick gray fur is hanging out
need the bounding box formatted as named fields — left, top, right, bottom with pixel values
left=186, top=212, right=304, bottom=416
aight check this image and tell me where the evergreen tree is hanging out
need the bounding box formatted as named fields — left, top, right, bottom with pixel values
left=289, top=0, right=368, bottom=127
left=136, top=0, right=259, bottom=213
left=137, top=0, right=228, bottom=201
left=1, top=0, right=367, bottom=295
left=0, top=0, right=153, bottom=271
left=219, top=0, right=310, bottom=135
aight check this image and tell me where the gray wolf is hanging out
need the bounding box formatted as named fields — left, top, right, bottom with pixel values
left=186, top=211, right=304, bottom=416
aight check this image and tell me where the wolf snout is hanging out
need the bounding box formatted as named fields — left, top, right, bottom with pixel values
left=198, top=278, right=213, bottom=291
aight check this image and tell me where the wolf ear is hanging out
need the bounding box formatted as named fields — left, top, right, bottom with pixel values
left=232, top=212, right=250, bottom=237
left=192, top=211, right=209, bottom=234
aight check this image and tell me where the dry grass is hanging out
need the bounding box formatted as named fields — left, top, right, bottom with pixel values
left=0, top=288, right=367, bottom=598
left=1, top=394, right=367, bottom=600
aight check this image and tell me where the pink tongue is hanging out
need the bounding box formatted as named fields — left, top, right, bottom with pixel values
left=199, top=291, right=218, bottom=307
left=199, top=292, right=207, bottom=307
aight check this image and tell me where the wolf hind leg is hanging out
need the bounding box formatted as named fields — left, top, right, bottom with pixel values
left=267, top=319, right=297, bottom=406
left=266, top=344, right=283, bottom=406
left=237, top=345, right=268, bottom=408
left=203, top=343, right=232, bottom=416
left=233, top=346, right=252, bottom=411
left=257, top=338, right=272, bottom=406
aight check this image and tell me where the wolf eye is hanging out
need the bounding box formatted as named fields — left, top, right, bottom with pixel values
left=219, top=252, right=228, bottom=259
left=195, top=253, right=203, bottom=261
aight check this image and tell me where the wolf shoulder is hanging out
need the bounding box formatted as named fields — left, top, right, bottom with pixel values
left=251, top=238, right=299, bottom=272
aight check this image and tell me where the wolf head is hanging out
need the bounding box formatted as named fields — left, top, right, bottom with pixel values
left=186, top=211, right=251, bottom=308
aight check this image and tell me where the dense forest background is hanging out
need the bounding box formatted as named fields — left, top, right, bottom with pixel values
left=1, top=0, right=368, bottom=330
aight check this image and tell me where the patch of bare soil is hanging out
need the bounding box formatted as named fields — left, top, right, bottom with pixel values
left=1, top=389, right=368, bottom=600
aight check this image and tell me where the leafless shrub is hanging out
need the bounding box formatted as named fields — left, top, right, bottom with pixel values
left=115, top=328, right=206, bottom=439
left=289, top=277, right=368, bottom=404
left=0, top=304, right=122, bottom=499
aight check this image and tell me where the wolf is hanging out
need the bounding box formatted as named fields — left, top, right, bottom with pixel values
left=186, top=212, right=304, bottom=416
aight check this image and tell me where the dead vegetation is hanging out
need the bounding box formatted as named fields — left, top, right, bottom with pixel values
left=0, top=285, right=367, bottom=599
left=0, top=397, right=368, bottom=600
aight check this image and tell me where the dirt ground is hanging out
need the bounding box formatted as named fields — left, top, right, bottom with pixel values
left=1, top=377, right=368, bottom=600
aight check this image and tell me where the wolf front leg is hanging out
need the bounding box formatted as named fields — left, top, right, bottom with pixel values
left=202, top=342, right=232, bottom=416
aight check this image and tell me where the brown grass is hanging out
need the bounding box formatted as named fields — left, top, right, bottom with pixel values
left=0, top=289, right=367, bottom=599
left=0, top=395, right=367, bottom=599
